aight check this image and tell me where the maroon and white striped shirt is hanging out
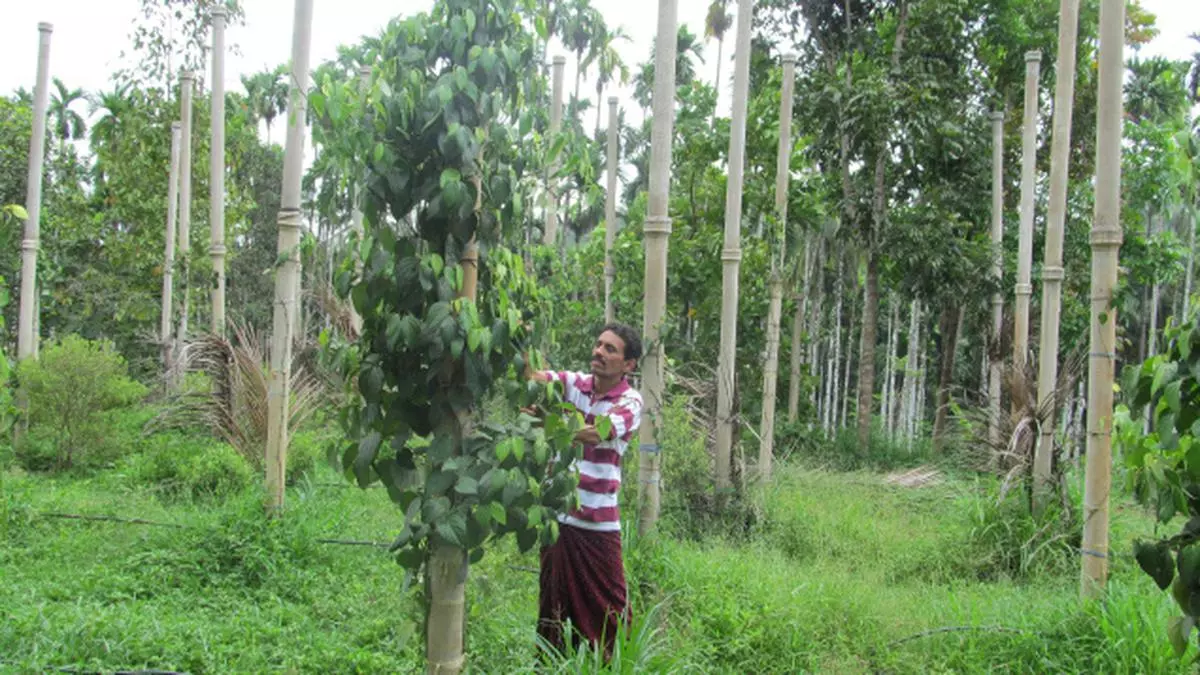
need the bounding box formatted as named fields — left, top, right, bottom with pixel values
left=542, top=371, right=643, bottom=532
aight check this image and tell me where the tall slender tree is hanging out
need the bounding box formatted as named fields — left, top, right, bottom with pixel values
left=17, top=23, right=53, bottom=364
left=713, top=0, right=754, bottom=494
left=1080, top=0, right=1124, bottom=599
left=265, top=0, right=313, bottom=511
left=758, top=53, right=796, bottom=481
left=1033, top=0, right=1081, bottom=512
left=638, top=0, right=679, bottom=536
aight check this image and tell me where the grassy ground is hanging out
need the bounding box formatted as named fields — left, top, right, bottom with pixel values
left=1, top=440, right=1194, bottom=673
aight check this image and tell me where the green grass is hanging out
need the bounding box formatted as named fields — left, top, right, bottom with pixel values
left=1, top=432, right=1195, bottom=674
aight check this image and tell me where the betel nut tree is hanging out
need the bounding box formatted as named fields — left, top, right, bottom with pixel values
left=322, top=1, right=589, bottom=672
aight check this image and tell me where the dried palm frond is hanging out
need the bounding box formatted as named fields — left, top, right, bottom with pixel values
left=953, top=342, right=1087, bottom=505
left=311, top=281, right=360, bottom=343
left=150, top=320, right=324, bottom=469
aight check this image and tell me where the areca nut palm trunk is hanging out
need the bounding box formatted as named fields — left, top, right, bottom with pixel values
left=18, top=22, right=53, bottom=363
left=543, top=56, right=565, bottom=247
left=1081, top=0, right=1123, bottom=599
left=1034, top=0, right=1081, bottom=514
left=177, top=71, right=195, bottom=347
left=427, top=237, right=478, bottom=675
left=210, top=5, right=228, bottom=337
left=265, top=0, right=314, bottom=512
left=604, top=96, right=619, bottom=323
left=349, top=64, right=372, bottom=337
left=162, top=122, right=183, bottom=372
left=714, top=0, right=755, bottom=495
left=988, top=110, right=1005, bottom=458
left=758, top=53, right=797, bottom=482
left=788, top=238, right=813, bottom=422
left=637, top=0, right=678, bottom=537
left=1013, top=50, right=1041, bottom=373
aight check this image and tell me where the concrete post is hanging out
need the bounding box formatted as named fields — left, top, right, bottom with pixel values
left=17, top=23, right=53, bottom=362
left=714, top=0, right=755, bottom=494
left=265, top=0, right=314, bottom=512
left=210, top=6, right=228, bottom=336
left=637, top=0, right=678, bottom=537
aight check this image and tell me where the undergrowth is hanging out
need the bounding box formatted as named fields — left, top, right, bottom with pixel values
left=1, top=423, right=1194, bottom=673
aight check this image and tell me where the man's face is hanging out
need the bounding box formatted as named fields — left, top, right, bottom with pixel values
left=591, top=330, right=634, bottom=379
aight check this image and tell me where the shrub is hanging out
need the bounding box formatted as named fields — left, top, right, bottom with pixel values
left=122, top=433, right=252, bottom=500
left=16, top=335, right=147, bottom=470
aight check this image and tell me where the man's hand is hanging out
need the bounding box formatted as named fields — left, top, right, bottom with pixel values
left=573, top=425, right=602, bottom=446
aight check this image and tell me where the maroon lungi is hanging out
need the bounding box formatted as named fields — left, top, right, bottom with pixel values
left=538, top=522, right=628, bottom=655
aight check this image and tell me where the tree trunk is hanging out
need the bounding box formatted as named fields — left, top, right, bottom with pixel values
left=427, top=542, right=467, bottom=675
left=265, top=0, right=313, bottom=512
left=1081, top=0, right=1123, bottom=599
left=899, top=300, right=920, bottom=442
left=17, top=23, right=52, bottom=364
left=788, top=237, right=813, bottom=421
left=856, top=252, right=879, bottom=445
left=988, top=109, right=1005, bottom=459
left=932, top=305, right=962, bottom=453
left=349, top=65, right=372, bottom=338
left=604, top=97, right=619, bottom=323
left=177, top=72, right=195, bottom=350
left=841, top=308, right=856, bottom=430
left=543, top=56, right=565, bottom=247
left=1032, top=0, right=1080, bottom=513
left=1013, top=51, right=1042, bottom=373
left=637, top=0, right=680, bottom=536
left=162, top=122, right=182, bottom=375
left=210, top=6, right=228, bottom=337
left=713, top=0, right=754, bottom=495
left=757, top=54, right=795, bottom=481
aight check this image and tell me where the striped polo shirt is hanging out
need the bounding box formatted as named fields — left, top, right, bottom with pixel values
left=543, top=370, right=643, bottom=532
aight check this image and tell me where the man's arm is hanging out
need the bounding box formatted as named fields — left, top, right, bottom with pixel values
left=572, top=396, right=643, bottom=448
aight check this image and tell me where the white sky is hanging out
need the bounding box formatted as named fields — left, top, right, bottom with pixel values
left=0, top=0, right=1195, bottom=153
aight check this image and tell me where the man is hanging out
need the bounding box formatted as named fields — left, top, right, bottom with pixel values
left=529, top=322, right=643, bottom=657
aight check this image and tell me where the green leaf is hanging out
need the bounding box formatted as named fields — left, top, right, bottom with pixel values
left=1153, top=361, right=1180, bottom=396
left=489, top=501, right=507, bottom=526
left=516, top=526, right=538, bottom=553
left=2, top=204, right=29, bottom=220
left=1134, top=539, right=1176, bottom=590
left=455, top=476, right=479, bottom=496
left=426, top=470, right=456, bottom=497
left=596, top=415, right=613, bottom=441
left=534, top=15, right=547, bottom=39
left=440, top=168, right=461, bottom=190
left=395, top=547, right=424, bottom=570
left=1169, top=615, right=1195, bottom=656
left=1166, top=380, right=1183, bottom=413
left=354, top=431, right=382, bottom=487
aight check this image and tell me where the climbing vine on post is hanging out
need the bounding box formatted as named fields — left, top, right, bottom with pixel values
left=322, top=1, right=583, bottom=672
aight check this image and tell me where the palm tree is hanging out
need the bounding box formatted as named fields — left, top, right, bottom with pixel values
left=1188, top=33, right=1200, bottom=103
left=88, top=83, right=132, bottom=186
left=631, top=25, right=705, bottom=113
left=241, top=67, right=289, bottom=144
left=565, top=0, right=604, bottom=105
left=48, top=78, right=87, bottom=153
left=88, top=84, right=131, bottom=152
left=589, top=25, right=631, bottom=135
left=705, top=0, right=733, bottom=100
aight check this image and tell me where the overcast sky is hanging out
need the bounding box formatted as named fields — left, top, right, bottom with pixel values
left=0, top=0, right=1195, bottom=148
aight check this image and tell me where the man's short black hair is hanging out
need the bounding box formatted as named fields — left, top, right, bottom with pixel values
left=600, top=322, right=642, bottom=362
